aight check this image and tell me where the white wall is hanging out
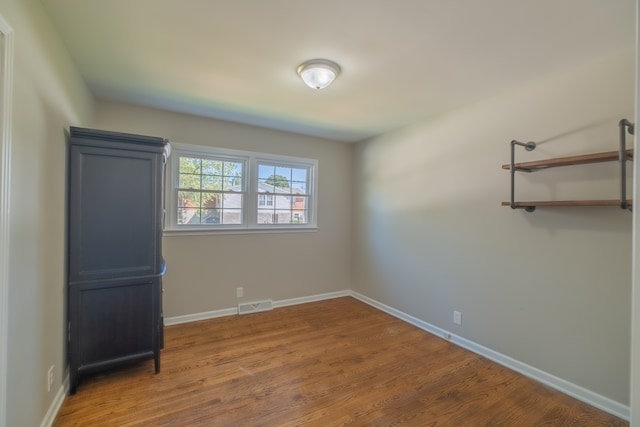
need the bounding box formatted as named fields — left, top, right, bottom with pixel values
left=0, top=0, right=94, bottom=426
left=95, top=101, right=353, bottom=318
left=353, top=50, right=634, bottom=408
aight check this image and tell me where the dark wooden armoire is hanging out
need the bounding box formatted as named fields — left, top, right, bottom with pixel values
left=67, top=126, right=169, bottom=394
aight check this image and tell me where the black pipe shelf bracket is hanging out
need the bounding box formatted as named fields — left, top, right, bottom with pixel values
left=619, top=118, right=634, bottom=210
left=503, top=118, right=635, bottom=212
left=509, top=140, right=537, bottom=212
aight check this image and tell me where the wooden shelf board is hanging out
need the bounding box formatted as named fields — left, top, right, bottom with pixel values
left=501, top=149, right=633, bottom=172
left=501, top=200, right=632, bottom=208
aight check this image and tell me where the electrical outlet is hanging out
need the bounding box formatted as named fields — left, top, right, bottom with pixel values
left=236, top=287, right=243, bottom=298
left=453, top=310, right=462, bottom=325
left=47, top=366, right=54, bottom=392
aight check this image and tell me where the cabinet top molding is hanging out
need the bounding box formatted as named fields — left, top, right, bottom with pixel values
left=70, top=126, right=168, bottom=148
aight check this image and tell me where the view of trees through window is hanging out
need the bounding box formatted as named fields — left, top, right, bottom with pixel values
left=177, top=156, right=243, bottom=225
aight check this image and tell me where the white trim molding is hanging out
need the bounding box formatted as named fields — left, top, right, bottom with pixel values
left=39, top=379, right=67, bottom=427
left=0, top=13, right=14, bottom=427
left=164, top=290, right=350, bottom=326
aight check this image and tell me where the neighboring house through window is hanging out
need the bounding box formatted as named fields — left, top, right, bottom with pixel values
left=258, top=194, right=273, bottom=207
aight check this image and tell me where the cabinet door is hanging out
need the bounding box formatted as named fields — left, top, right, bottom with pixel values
left=68, top=145, right=162, bottom=282
left=70, top=280, right=159, bottom=369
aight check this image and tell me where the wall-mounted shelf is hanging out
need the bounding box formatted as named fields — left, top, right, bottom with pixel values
left=501, top=149, right=633, bottom=172
left=501, top=199, right=633, bottom=209
left=502, top=119, right=635, bottom=212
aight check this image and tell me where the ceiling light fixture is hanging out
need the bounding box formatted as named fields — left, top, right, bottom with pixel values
left=296, top=59, right=341, bottom=90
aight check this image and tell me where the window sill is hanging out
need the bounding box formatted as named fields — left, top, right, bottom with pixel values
left=163, top=226, right=319, bottom=237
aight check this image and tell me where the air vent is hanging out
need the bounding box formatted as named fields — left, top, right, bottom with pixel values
left=238, top=300, right=273, bottom=315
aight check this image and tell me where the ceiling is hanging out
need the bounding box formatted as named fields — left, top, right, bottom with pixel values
left=40, top=0, right=636, bottom=143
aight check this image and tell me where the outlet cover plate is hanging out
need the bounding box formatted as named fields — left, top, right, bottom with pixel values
left=453, top=311, right=462, bottom=325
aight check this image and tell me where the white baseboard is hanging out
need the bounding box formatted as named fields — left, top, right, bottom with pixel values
left=40, top=374, right=69, bottom=427
left=164, top=290, right=350, bottom=326
left=165, top=307, right=238, bottom=325
left=349, top=291, right=630, bottom=421
left=273, top=290, right=350, bottom=309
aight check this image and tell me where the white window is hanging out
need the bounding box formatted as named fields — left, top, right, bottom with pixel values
left=165, top=143, right=318, bottom=234
left=256, top=162, right=311, bottom=225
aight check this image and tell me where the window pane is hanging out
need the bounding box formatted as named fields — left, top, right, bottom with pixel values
left=291, top=181, right=307, bottom=193
left=223, top=176, right=241, bottom=191
left=291, top=168, right=307, bottom=182
left=227, top=162, right=243, bottom=177
left=275, top=210, right=292, bottom=224
left=202, top=159, right=222, bottom=175
left=223, top=193, right=243, bottom=209
left=202, top=194, right=220, bottom=209
left=257, top=210, right=274, bottom=224
left=176, top=157, right=245, bottom=226
left=292, top=196, right=307, bottom=210
left=258, top=179, right=273, bottom=191
left=254, top=162, right=312, bottom=226
left=201, top=209, right=220, bottom=224
left=257, top=194, right=274, bottom=207
left=277, top=184, right=292, bottom=195
left=275, top=166, right=291, bottom=180
left=222, top=209, right=242, bottom=224
left=178, top=207, right=200, bottom=224
left=178, top=191, right=201, bottom=208
left=274, top=195, right=291, bottom=209
left=292, top=212, right=307, bottom=224
left=202, top=175, right=222, bottom=191
left=275, top=167, right=292, bottom=191
left=179, top=157, right=201, bottom=174
left=260, top=176, right=289, bottom=191
left=258, top=164, right=275, bottom=180
left=179, top=174, right=201, bottom=189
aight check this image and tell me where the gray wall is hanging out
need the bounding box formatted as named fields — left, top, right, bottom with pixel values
left=1, top=0, right=94, bottom=426
left=352, top=50, right=634, bottom=405
left=95, top=101, right=353, bottom=318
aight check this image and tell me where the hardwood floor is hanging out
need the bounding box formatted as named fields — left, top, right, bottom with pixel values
left=53, top=297, right=627, bottom=426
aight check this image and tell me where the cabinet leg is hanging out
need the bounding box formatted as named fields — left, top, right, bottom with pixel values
left=69, top=372, right=78, bottom=395
left=154, top=354, right=161, bottom=374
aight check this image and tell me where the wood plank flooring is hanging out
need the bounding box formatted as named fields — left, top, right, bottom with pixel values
left=53, top=297, right=627, bottom=426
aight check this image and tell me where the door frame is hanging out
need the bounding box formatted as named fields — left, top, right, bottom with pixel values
left=0, top=13, right=14, bottom=427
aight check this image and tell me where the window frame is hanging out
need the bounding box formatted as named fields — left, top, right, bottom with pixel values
left=165, top=142, right=318, bottom=235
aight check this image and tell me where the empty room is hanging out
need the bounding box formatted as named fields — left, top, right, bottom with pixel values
left=1, top=0, right=640, bottom=426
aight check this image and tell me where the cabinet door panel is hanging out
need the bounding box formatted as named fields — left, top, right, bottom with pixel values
left=69, top=145, right=161, bottom=282
left=75, top=281, right=156, bottom=364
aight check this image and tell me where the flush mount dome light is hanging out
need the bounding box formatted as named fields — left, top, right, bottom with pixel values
left=297, top=59, right=341, bottom=90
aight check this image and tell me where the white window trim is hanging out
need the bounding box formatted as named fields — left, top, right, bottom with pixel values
left=0, top=14, right=13, bottom=427
left=164, top=142, right=318, bottom=235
